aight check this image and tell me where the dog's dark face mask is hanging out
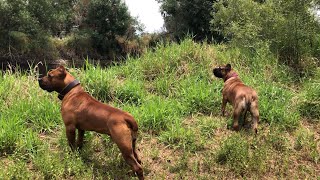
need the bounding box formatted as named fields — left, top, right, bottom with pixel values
left=38, top=66, right=67, bottom=92
left=213, top=64, right=231, bottom=79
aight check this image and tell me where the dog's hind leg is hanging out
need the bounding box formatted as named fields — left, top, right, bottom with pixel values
left=110, top=125, right=144, bottom=180
left=76, top=129, right=85, bottom=149
left=66, top=125, right=76, bottom=150
left=250, top=101, right=259, bottom=134
left=232, top=107, right=242, bottom=131
left=132, top=132, right=141, bottom=164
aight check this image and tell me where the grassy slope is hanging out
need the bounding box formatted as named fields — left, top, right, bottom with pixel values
left=0, top=39, right=319, bottom=179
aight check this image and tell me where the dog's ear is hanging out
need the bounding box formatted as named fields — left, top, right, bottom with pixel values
left=226, top=64, right=231, bottom=71
left=57, top=65, right=66, bottom=79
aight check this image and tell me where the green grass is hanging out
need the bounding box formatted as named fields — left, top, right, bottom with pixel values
left=0, top=39, right=319, bottom=179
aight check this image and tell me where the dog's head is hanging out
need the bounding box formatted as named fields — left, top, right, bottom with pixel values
left=213, top=64, right=232, bottom=79
left=38, top=65, right=70, bottom=92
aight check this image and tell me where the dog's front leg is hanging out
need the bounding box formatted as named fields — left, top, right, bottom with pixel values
left=221, top=97, right=227, bottom=116
left=76, top=129, right=85, bottom=149
left=66, top=125, right=76, bottom=150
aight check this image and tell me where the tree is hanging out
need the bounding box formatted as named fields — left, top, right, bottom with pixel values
left=0, top=0, right=76, bottom=61
left=84, top=0, right=134, bottom=56
left=212, top=0, right=320, bottom=68
left=157, top=0, right=222, bottom=42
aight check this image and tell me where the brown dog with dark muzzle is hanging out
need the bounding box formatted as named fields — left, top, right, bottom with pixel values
left=38, top=66, right=144, bottom=179
left=213, top=64, right=259, bottom=133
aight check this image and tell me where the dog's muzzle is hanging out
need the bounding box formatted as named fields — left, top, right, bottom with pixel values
left=213, top=68, right=223, bottom=78
left=38, top=78, right=54, bottom=92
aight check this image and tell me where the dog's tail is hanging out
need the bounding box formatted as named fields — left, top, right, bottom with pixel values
left=124, top=114, right=139, bottom=138
left=244, top=94, right=253, bottom=119
left=124, top=114, right=142, bottom=164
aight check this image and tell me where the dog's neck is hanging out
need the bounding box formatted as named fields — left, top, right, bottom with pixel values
left=58, top=79, right=80, bottom=100
left=224, top=72, right=239, bottom=82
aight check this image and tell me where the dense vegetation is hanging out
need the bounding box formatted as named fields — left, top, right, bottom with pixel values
left=0, top=0, right=319, bottom=179
left=0, top=39, right=319, bottom=179
left=1, top=0, right=320, bottom=69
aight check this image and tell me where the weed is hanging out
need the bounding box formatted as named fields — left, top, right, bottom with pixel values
left=299, top=69, right=320, bottom=120
left=114, top=79, right=146, bottom=105
left=215, top=133, right=267, bottom=176
left=294, top=127, right=319, bottom=163
left=159, top=123, right=204, bottom=152
left=267, top=127, right=290, bottom=152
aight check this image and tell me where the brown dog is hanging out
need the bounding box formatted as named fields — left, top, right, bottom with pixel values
left=213, top=64, right=259, bottom=133
left=38, top=66, right=144, bottom=179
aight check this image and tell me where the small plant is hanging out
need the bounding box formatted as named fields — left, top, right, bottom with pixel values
left=159, top=123, right=204, bottom=152
left=114, top=79, right=146, bottom=105
left=299, top=71, right=320, bottom=120
left=176, top=76, right=222, bottom=115
left=123, top=96, right=185, bottom=132
left=294, top=127, right=319, bottom=163
left=0, top=160, right=32, bottom=179
left=215, top=133, right=267, bottom=176
left=216, top=134, right=250, bottom=175
left=267, top=127, right=290, bottom=152
left=197, top=116, right=224, bottom=139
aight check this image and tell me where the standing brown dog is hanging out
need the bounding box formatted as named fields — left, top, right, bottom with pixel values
left=38, top=66, right=144, bottom=179
left=213, top=64, right=259, bottom=133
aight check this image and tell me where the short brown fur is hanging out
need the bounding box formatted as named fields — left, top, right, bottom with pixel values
left=38, top=66, right=144, bottom=179
left=213, top=64, right=259, bottom=133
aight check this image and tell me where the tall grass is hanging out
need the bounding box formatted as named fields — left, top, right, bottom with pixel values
left=0, top=38, right=318, bottom=179
left=299, top=68, right=320, bottom=121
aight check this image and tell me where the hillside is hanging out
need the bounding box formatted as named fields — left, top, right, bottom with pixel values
left=0, top=39, right=319, bottom=179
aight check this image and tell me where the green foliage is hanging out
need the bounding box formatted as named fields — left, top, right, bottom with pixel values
left=157, top=0, right=221, bottom=41
left=176, top=76, right=221, bottom=115
left=258, top=82, right=300, bottom=129
left=85, top=0, right=133, bottom=55
left=216, top=133, right=267, bottom=175
left=123, top=96, right=185, bottom=132
left=267, top=127, right=290, bottom=152
left=212, top=0, right=264, bottom=46
left=0, top=39, right=319, bottom=179
left=0, top=0, right=72, bottom=60
left=294, top=127, right=319, bottom=163
left=212, top=0, right=320, bottom=68
left=114, top=80, right=146, bottom=105
left=0, top=159, right=33, bottom=179
left=79, top=62, right=114, bottom=102
left=159, top=123, right=204, bottom=152
left=32, top=150, right=89, bottom=179
left=299, top=69, right=320, bottom=120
